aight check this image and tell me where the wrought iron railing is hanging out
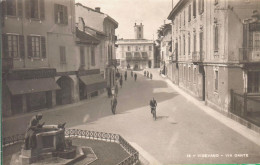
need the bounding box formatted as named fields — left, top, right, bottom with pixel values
left=3, top=129, right=139, bottom=165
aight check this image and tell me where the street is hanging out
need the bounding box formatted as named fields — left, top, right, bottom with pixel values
left=3, top=69, right=260, bottom=164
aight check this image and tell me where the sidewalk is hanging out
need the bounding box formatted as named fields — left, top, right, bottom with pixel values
left=2, top=91, right=108, bottom=122
left=147, top=68, right=260, bottom=147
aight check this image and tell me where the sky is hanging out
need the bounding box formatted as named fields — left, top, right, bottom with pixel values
left=76, top=0, right=179, bottom=40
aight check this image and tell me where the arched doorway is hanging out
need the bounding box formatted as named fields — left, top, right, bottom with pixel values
left=56, top=76, right=73, bottom=105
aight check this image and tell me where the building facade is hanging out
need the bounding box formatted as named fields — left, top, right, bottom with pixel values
left=116, top=23, right=155, bottom=70
left=75, top=3, right=118, bottom=89
left=1, top=0, right=77, bottom=116
left=167, top=0, right=260, bottom=123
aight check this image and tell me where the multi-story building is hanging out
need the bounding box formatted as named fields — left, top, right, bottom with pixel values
left=75, top=3, right=118, bottom=89
left=116, top=23, right=155, bottom=70
left=168, top=0, right=260, bottom=126
left=158, top=23, right=172, bottom=77
left=1, top=0, right=76, bottom=116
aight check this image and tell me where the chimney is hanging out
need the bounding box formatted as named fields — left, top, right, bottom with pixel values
left=95, top=7, right=101, bottom=12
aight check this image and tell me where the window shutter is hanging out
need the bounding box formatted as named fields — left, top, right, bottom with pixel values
left=27, top=36, right=32, bottom=58
left=40, top=0, right=45, bottom=20
left=41, top=36, right=46, bottom=58
left=201, top=0, right=204, bottom=13
left=19, top=35, right=25, bottom=59
left=54, top=4, right=58, bottom=23
left=193, top=0, right=196, bottom=17
left=18, top=0, right=23, bottom=17
left=198, top=0, right=201, bottom=14
left=64, top=6, right=68, bottom=24
left=25, top=0, right=30, bottom=18
left=2, top=34, right=8, bottom=57
left=1, top=1, right=6, bottom=26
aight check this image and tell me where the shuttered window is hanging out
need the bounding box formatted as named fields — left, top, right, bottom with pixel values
left=25, top=0, right=45, bottom=19
left=54, top=4, right=68, bottom=25
left=27, top=35, right=46, bottom=59
left=91, top=46, right=95, bottom=66
left=198, top=0, right=204, bottom=15
left=80, top=47, right=85, bottom=66
left=60, top=46, right=66, bottom=64
left=2, top=34, right=25, bottom=58
left=188, top=5, right=191, bottom=22
left=193, top=0, right=196, bottom=18
left=214, top=25, right=219, bottom=51
left=215, top=70, right=219, bottom=91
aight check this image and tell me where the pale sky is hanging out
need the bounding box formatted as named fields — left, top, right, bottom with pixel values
left=76, top=0, right=179, bottom=40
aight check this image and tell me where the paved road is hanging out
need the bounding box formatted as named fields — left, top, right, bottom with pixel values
left=3, top=69, right=260, bottom=164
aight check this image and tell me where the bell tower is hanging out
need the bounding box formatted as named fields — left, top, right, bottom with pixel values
left=134, top=23, right=144, bottom=39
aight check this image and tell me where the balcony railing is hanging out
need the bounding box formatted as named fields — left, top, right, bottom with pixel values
left=239, top=48, right=260, bottom=63
left=2, top=58, right=13, bottom=72
left=192, top=51, right=204, bottom=63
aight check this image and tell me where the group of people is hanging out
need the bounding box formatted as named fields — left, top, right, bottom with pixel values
left=144, top=70, right=153, bottom=79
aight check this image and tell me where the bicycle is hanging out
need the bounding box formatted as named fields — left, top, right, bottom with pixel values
left=151, top=106, right=156, bottom=120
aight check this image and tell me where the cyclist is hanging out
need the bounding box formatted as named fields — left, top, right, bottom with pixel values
left=149, top=98, right=157, bottom=119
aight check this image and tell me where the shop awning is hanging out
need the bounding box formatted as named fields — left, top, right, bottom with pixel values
left=7, top=78, right=60, bottom=95
left=79, top=74, right=107, bottom=93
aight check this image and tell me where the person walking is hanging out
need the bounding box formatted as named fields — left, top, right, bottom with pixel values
left=147, top=71, right=149, bottom=77
left=131, top=70, right=133, bottom=77
left=124, top=71, right=127, bottom=81
left=111, top=96, right=117, bottom=115
left=134, top=73, right=137, bottom=81
left=120, top=78, right=123, bottom=88
left=144, top=70, right=146, bottom=76
left=107, top=86, right=112, bottom=98
left=115, top=84, right=119, bottom=97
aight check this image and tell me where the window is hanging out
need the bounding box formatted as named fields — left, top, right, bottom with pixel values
left=193, top=32, right=196, bottom=52
left=193, top=0, right=196, bottom=18
left=2, top=34, right=25, bottom=59
left=54, top=4, right=68, bottom=24
left=183, top=35, right=186, bottom=56
left=200, top=31, right=203, bottom=58
left=6, top=0, right=16, bottom=16
left=179, top=14, right=181, bottom=28
left=179, top=36, right=181, bottom=56
left=139, top=27, right=141, bottom=31
left=60, top=46, right=66, bottom=64
left=188, top=34, right=191, bottom=55
left=183, top=10, right=185, bottom=26
left=248, top=71, right=260, bottom=93
left=253, top=32, right=260, bottom=49
left=25, top=0, right=44, bottom=19
left=198, top=0, right=204, bottom=14
left=149, top=46, right=152, bottom=51
left=193, top=67, right=197, bottom=83
left=139, top=34, right=141, bottom=38
left=80, top=47, right=85, bottom=66
left=127, top=46, right=130, bottom=51
left=214, top=24, right=219, bottom=51
left=135, top=46, right=138, bottom=51
left=188, top=67, right=192, bottom=81
left=214, top=70, right=219, bottom=91
left=27, top=35, right=46, bottom=59
left=143, top=45, right=146, bottom=51
left=183, top=66, right=186, bottom=80
left=91, top=46, right=95, bottom=66
left=188, top=5, right=191, bottom=22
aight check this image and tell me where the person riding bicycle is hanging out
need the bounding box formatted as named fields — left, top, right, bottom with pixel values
left=149, top=98, right=157, bottom=114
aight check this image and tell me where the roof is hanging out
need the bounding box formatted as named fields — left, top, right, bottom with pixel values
left=84, top=25, right=107, bottom=36
left=104, top=15, right=119, bottom=29
left=75, top=3, right=118, bottom=29
left=116, top=39, right=154, bottom=45
left=76, top=28, right=100, bottom=44
left=167, top=0, right=189, bottom=20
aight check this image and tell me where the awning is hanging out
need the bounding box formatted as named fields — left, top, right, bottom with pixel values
left=79, top=74, right=107, bottom=93
left=7, top=78, right=60, bottom=95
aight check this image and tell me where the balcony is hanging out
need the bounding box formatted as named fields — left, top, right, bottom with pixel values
left=239, top=48, right=260, bottom=63
left=192, top=51, right=204, bottom=64
left=2, top=58, right=13, bottom=72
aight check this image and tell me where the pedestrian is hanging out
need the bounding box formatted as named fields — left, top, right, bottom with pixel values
left=144, top=70, right=146, bottom=76
left=150, top=73, right=153, bottom=79
left=120, top=78, right=123, bottom=88
left=107, top=86, right=112, bottom=98
left=120, top=74, right=123, bottom=80
left=111, top=96, right=117, bottom=114
left=147, top=71, right=149, bottom=77
left=131, top=70, right=133, bottom=77
left=115, top=84, right=118, bottom=97
left=124, top=71, right=127, bottom=81
left=134, top=73, right=137, bottom=81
